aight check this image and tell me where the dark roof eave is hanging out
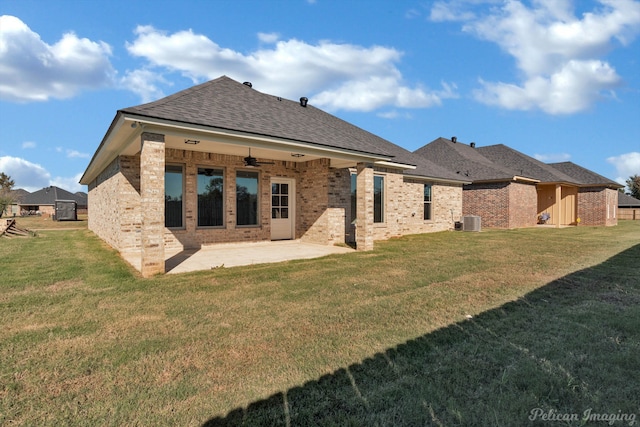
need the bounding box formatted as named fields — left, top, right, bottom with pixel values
left=404, top=172, right=470, bottom=185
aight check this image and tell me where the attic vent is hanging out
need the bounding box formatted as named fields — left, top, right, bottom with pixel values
left=300, top=97, right=308, bottom=107
left=243, top=82, right=252, bottom=88
left=470, top=142, right=476, bottom=148
left=451, top=136, right=457, bottom=143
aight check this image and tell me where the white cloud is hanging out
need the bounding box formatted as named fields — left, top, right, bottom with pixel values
left=377, top=110, right=413, bottom=119
left=434, top=1, right=640, bottom=114
left=534, top=152, right=572, bottom=162
left=124, top=25, right=456, bottom=112
left=120, top=68, right=169, bottom=103
left=257, top=32, right=280, bottom=44
left=429, top=1, right=476, bottom=22
left=0, top=155, right=85, bottom=192
left=22, top=141, right=36, bottom=149
left=51, top=173, right=85, bottom=193
left=0, top=156, right=50, bottom=191
left=607, top=151, right=640, bottom=186
left=0, top=15, right=116, bottom=102
left=66, top=149, right=90, bottom=159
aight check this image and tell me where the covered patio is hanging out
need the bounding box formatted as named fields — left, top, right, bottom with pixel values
left=121, top=240, right=354, bottom=275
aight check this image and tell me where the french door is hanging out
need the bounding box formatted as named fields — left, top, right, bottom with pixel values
left=270, top=178, right=294, bottom=240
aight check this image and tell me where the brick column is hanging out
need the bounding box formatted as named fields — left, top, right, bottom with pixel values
left=356, top=162, right=374, bottom=251
left=140, top=132, right=165, bottom=277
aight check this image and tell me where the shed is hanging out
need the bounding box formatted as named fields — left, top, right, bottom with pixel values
left=54, top=200, right=77, bottom=221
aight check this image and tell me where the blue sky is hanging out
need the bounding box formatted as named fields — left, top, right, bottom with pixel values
left=1, top=0, right=639, bottom=193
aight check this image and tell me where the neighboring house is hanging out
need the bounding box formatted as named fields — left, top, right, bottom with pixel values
left=618, top=193, right=640, bottom=220
left=80, top=76, right=469, bottom=277
left=19, top=186, right=88, bottom=218
left=2, top=188, right=29, bottom=217
left=415, top=137, right=622, bottom=228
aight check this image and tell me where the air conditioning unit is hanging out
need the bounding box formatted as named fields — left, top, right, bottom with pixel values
left=463, top=215, right=481, bottom=232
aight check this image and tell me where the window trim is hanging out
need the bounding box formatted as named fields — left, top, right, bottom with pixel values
left=374, top=174, right=385, bottom=224
left=196, top=166, right=225, bottom=229
left=235, top=169, right=260, bottom=228
left=165, top=163, right=185, bottom=229
left=424, top=183, right=433, bottom=221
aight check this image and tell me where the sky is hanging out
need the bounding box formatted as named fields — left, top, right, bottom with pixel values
left=1, top=0, right=639, bottom=193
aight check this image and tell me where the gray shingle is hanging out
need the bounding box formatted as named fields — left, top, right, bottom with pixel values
left=618, top=192, right=640, bottom=207
left=476, top=144, right=578, bottom=183
left=414, top=137, right=521, bottom=182
left=548, top=162, right=622, bottom=187
left=121, top=76, right=396, bottom=157
left=21, top=186, right=87, bottom=206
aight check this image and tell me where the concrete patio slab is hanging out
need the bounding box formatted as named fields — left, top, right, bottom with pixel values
left=122, top=240, right=354, bottom=275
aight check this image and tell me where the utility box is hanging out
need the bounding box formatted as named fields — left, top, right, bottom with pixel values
left=54, top=200, right=77, bottom=221
left=462, top=215, right=481, bottom=232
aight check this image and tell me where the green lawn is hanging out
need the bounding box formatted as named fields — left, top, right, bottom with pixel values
left=1, top=222, right=639, bottom=426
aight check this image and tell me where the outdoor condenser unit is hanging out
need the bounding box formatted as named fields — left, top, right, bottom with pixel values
left=462, top=215, right=481, bottom=232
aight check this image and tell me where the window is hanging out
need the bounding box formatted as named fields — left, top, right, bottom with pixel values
left=374, top=175, right=384, bottom=223
left=197, top=167, right=224, bottom=227
left=350, top=173, right=357, bottom=223
left=236, top=170, right=259, bottom=226
left=424, top=184, right=432, bottom=220
left=165, top=164, right=184, bottom=228
left=271, top=182, right=289, bottom=219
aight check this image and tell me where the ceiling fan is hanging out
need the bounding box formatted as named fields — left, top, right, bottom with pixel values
left=244, top=148, right=275, bottom=167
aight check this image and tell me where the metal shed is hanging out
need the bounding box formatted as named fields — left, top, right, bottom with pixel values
left=54, top=200, right=77, bottom=221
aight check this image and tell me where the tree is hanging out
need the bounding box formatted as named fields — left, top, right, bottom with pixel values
left=0, top=172, right=16, bottom=217
left=626, top=174, right=640, bottom=199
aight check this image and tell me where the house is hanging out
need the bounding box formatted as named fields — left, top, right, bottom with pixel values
left=80, top=76, right=468, bottom=277
left=2, top=188, right=29, bottom=217
left=618, top=193, right=640, bottom=220
left=19, top=186, right=88, bottom=218
left=415, top=137, right=622, bottom=228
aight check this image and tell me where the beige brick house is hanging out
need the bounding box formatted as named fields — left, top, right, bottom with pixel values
left=80, top=76, right=468, bottom=276
left=415, top=137, right=622, bottom=229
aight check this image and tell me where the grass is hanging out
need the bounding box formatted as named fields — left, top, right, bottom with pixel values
left=1, top=222, right=639, bottom=426
left=1, top=214, right=88, bottom=231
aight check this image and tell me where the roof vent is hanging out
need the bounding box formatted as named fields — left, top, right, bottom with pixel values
left=300, top=97, right=308, bottom=107
left=243, top=82, right=252, bottom=88
left=451, top=136, right=457, bottom=143
left=470, top=142, right=476, bottom=148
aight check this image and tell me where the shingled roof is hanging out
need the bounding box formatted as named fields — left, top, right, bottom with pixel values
left=476, top=144, right=578, bottom=183
left=21, top=186, right=88, bottom=207
left=414, top=137, right=532, bottom=182
left=83, top=76, right=468, bottom=184
left=547, top=162, right=622, bottom=188
left=121, top=75, right=396, bottom=157
left=415, top=137, right=621, bottom=187
left=618, top=193, right=640, bottom=207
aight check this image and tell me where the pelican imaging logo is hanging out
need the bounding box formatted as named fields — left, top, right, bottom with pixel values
left=528, top=408, right=637, bottom=425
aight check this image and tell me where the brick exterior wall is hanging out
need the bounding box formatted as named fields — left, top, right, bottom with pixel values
left=373, top=171, right=462, bottom=239
left=508, top=182, right=538, bottom=228
left=88, top=147, right=465, bottom=262
left=328, top=167, right=463, bottom=244
left=578, top=187, right=618, bottom=226
left=462, top=181, right=538, bottom=229
left=88, top=156, right=142, bottom=252
left=463, top=182, right=510, bottom=228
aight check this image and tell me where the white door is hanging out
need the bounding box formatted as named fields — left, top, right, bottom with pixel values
left=271, top=178, right=294, bottom=240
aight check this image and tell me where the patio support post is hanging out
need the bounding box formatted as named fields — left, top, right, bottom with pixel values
left=356, top=162, right=374, bottom=251
left=555, top=184, right=562, bottom=229
left=140, top=132, right=165, bottom=277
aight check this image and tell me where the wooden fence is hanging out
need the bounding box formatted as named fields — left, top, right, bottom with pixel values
left=619, top=208, right=639, bottom=220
